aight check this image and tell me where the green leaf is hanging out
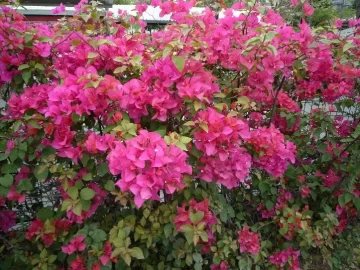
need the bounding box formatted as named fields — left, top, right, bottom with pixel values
left=0, top=153, right=8, bottom=161
left=0, top=174, right=13, bottom=187
left=123, top=253, right=132, bottom=266
left=265, top=200, right=274, bottom=210
left=68, top=186, right=79, bottom=200
left=321, top=153, right=332, bottom=162
left=130, top=247, right=145, bottom=259
left=111, top=247, right=123, bottom=259
left=199, top=123, right=208, bottom=133
left=172, top=56, right=185, bottom=72
left=97, top=163, right=109, bottom=177
left=155, top=126, right=166, bottom=137
left=35, top=63, right=45, bottom=71
left=245, top=36, right=260, bottom=46
left=213, top=255, right=221, bottom=265
left=82, top=173, right=93, bottom=181
left=73, top=202, right=82, bottom=216
left=41, top=146, right=56, bottom=160
left=22, top=70, right=32, bottom=84
left=130, top=55, right=143, bottom=66
left=34, top=165, right=49, bottom=182
left=180, top=136, right=192, bottom=144
left=193, top=253, right=202, bottom=263
left=114, top=66, right=127, bottom=74
left=343, top=42, right=355, bottom=52
left=259, top=182, right=268, bottom=194
left=88, top=52, right=99, bottom=59
left=18, top=64, right=30, bottom=70
left=90, top=229, right=107, bottom=242
left=28, top=119, right=41, bottom=128
left=0, top=186, right=9, bottom=197
left=338, top=194, right=350, bottom=207
left=164, top=223, right=172, bottom=238
left=354, top=197, right=360, bottom=211
left=81, top=154, right=90, bottom=167
left=199, top=231, right=208, bottom=242
left=190, top=211, right=204, bottom=223
left=194, top=100, right=202, bottom=111
left=162, top=45, right=172, bottom=58
left=48, top=255, right=57, bottom=264
left=105, top=180, right=115, bottom=191
left=36, top=208, right=54, bottom=221
left=81, top=199, right=91, bottom=211
left=279, top=223, right=288, bottom=235
left=80, top=188, right=95, bottom=200
left=345, top=193, right=352, bottom=204
left=1, top=164, right=18, bottom=174
left=74, top=180, right=84, bottom=190
left=39, top=36, right=52, bottom=42
left=17, top=179, right=33, bottom=192
left=267, top=44, right=277, bottom=55
left=184, top=230, right=194, bottom=245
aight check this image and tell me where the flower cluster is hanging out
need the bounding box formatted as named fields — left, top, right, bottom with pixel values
left=238, top=226, right=261, bottom=254
left=0, top=210, right=16, bottom=232
left=62, top=236, right=86, bottom=254
left=210, top=261, right=230, bottom=270
left=26, top=218, right=72, bottom=247
left=248, top=125, right=297, bottom=177
left=316, top=170, right=341, bottom=188
left=194, top=108, right=252, bottom=188
left=107, top=130, right=192, bottom=207
left=269, top=247, right=300, bottom=270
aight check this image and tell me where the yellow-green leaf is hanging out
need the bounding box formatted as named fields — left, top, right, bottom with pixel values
left=172, top=55, right=185, bottom=72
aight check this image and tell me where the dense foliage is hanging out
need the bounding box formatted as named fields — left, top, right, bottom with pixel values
left=1, top=0, right=360, bottom=269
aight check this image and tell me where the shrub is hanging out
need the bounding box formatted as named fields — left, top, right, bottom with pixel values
left=0, top=1, right=360, bottom=269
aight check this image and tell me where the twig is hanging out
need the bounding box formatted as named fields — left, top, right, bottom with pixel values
left=98, top=117, right=103, bottom=136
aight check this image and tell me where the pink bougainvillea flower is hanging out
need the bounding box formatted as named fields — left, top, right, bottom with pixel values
left=107, top=130, right=192, bottom=208
left=51, top=3, right=65, bottom=14
left=248, top=125, right=296, bottom=178
left=135, top=3, right=148, bottom=15
left=61, top=236, right=86, bottom=255
left=290, top=0, right=298, bottom=7
left=303, top=2, right=314, bottom=16
left=5, top=140, right=15, bottom=153
left=335, top=19, right=343, bottom=29
left=0, top=211, right=16, bottom=232
left=210, top=261, right=230, bottom=270
left=238, top=226, right=260, bottom=254
left=100, top=241, right=112, bottom=265
left=33, top=42, right=51, bottom=57
left=300, top=186, right=311, bottom=198
left=70, top=255, right=87, bottom=270
left=269, top=247, right=300, bottom=270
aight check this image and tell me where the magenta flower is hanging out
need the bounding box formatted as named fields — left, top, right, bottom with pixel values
left=5, top=140, right=15, bottom=153
left=0, top=211, right=16, bottom=232
left=248, top=125, right=296, bottom=178
left=290, top=0, right=298, bottom=7
left=269, top=248, right=300, bottom=270
left=135, top=3, right=148, bottom=15
left=303, top=2, right=314, bottom=17
left=238, top=226, right=260, bottom=254
left=107, top=130, right=192, bottom=208
left=51, top=3, right=65, bottom=15
left=62, top=236, right=86, bottom=255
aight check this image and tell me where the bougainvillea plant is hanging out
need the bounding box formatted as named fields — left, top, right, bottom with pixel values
left=0, top=0, right=360, bottom=269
